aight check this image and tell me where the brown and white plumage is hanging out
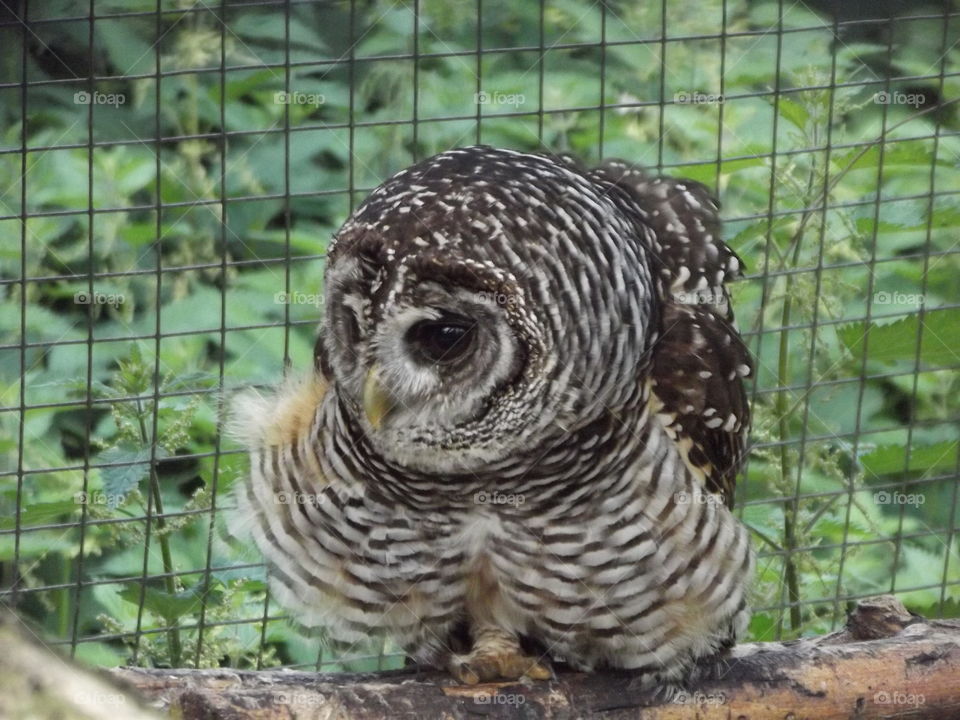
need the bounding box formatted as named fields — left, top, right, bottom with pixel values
left=233, top=146, right=754, bottom=686
left=588, top=164, right=752, bottom=505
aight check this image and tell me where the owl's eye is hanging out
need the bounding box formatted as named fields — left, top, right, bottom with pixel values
left=406, top=318, right=476, bottom=365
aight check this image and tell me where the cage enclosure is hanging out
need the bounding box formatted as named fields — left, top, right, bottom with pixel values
left=1, top=0, right=959, bottom=717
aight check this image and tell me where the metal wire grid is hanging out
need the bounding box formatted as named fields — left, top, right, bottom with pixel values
left=1, top=0, right=958, bottom=671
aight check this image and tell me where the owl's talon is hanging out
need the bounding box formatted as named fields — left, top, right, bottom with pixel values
left=450, top=649, right=551, bottom=683
left=524, top=661, right=553, bottom=680
left=453, top=661, right=481, bottom=685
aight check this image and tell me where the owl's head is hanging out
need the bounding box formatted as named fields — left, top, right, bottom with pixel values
left=319, top=146, right=655, bottom=475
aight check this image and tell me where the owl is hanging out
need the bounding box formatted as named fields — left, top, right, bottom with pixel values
left=233, top=145, right=754, bottom=686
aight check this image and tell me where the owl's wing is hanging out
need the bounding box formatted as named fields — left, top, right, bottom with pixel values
left=647, top=303, right=752, bottom=506
left=591, top=162, right=752, bottom=507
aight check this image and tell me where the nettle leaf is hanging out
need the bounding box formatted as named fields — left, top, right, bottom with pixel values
left=833, top=142, right=949, bottom=174
left=229, top=578, right=268, bottom=597
left=672, top=155, right=768, bottom=185
left=861, top=440, right=959, bottom=477
left=98, top=445, right=169, bottom=506
left=0, top=500, right=78, bottom=531
left=777, top=97, right=810, bottom=130
left=918, top=598, right=960, bottom=619
left=163, top=371, right=218, bottom=393
left=837, top=308, right=960, bottom=368
left=747, top=611, right=777, bottom=642
left=119, top=580, right=225, bottom=623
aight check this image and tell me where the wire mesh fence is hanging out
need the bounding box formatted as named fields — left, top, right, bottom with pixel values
left=1, top=0, right=958, bottom=672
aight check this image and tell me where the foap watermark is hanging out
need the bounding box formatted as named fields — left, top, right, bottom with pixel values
left=873, top=291, right=925, bottom=306
left=74, top=90, right=126, bottom=106
left=274, top=290, right=324, bottom=308
left=75, top=290, right=125, bottom=307
left=674, top=490, right=725, bottom=507
left=274, top=90, right=325, bottom=107
left=75, top=491, right=127, bottom=506
left=674, top=91, right=724, bottom=105
left=873, top=490, right=925, bottom=507
left=474, top=490, right=525, bottom=507
left=475, top=290, right=519, bottom=308
left=74, top=692, right=127, bottom=707
left=675, top=290, right=727, bottom=306
left=275, top=491, right=324, bottom=507
left=873, top=91, right=923, bottom=108
left=274, top=692, right=326, bottom=707
left=475, top=90, right=526, bottom=108
left=474, top=692, right=526, bottom=707
left=673, top=691, right=726, bottom=706
left=874, top=690, right=925, bottom=707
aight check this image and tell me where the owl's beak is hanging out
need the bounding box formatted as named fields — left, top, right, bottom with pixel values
left=362, top=365, right=393, bottom=430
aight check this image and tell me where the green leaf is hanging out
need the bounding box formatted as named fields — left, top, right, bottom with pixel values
left=861, top=441, right=959, bottom=477
left=837, top=308, right=960, bottom=367
left=672, top=156, right=768, bottom=185
left=777, top=97, right=810, bottom=130
left=746, top=611, right=778, bottom=642
left=911, top=597, right=960, bottom=619
left=98, top=445, right=169, bottom=506
left=73, top=641, right=127, bottom=668
left=230, top=578, right=267, bottom=594
left=0, top=500, right=78, bottom=530
left=119, top=581, right=225, bottom=623
left=833, top=142, right=952, bottom=174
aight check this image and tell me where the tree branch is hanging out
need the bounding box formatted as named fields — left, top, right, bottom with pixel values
left=106, top=596, right=960, bottom=719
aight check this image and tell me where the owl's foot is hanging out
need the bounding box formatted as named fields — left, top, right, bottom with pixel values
left=450, top=650, right=552, bottom=684
left=449, top=627, right=551, bottom=684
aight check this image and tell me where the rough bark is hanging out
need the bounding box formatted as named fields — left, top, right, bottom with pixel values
left=105, top=596, right=960, bottom=720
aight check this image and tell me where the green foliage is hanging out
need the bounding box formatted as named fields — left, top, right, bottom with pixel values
left=1, top=0, right=957, bottom=668
left=838, top=308, right=960, bottom=369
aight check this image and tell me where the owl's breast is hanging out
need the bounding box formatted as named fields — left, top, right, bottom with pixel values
left=434, top=441, right=753, bottom=673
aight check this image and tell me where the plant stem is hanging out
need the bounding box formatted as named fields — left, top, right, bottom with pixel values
left=137, top=408, right=182, bottom=666
left=776, top=162, right=818, bottom=636
left=777, top=279, right=802, bottom=633
left=58, top=554, right=70, bottom=639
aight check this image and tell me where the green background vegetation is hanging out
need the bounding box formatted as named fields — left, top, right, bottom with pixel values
left=1, top=0, right=958, bottom=671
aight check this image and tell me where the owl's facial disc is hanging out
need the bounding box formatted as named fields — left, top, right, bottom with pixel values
left=344, top=284, right=527, bottom=473
left=363, top=311, right=478, bottom=430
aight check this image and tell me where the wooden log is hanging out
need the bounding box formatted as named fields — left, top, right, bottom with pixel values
left=106, top=596, right=960, bottom=720
left=0, top=611, right=162, bottom=720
